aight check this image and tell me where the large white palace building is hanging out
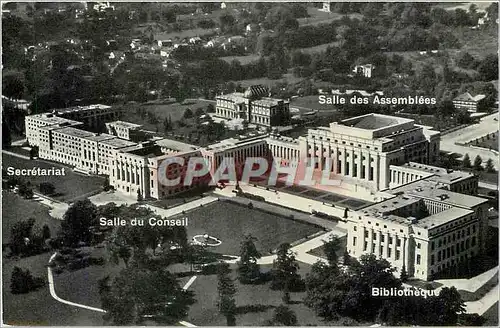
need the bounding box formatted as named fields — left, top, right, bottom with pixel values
left=25, top=106, right=489, bottom=280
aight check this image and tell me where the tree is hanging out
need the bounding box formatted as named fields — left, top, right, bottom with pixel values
left=29, top=146, right=39, bottom=159
left=485, top=158, right=495, bottom=173
left=39, top=182, right=55, bottom=195
left=477, top=54, right=498, bottom=81
left=217, top=263, right=237, bottom=326
left=472, top=155, right=483, bottom=171
left=42, top=225, right=51, bottom=240
left=100, top=267, right=195, bottom=325
left=456, top=52, right=476, bottom=69
left=305, top=254, right=401, bottom=322
left=61, top=199, right=98, bottom=246
left=195, top=107, right=205, bottom=117
left=271, top=243, right=301, bottom=292
left=219, top=13, right=236, bottom=32
left=2, top=70, right=25, bottom=100
left=102, top=176, right=112, bottom=191
left=206, top=103, right=215, bottom=113
left=400, top=266, right=408, bottom=282
left=10, top=218, right=36, bottom=255
left=2, top=119, right=12, bottom=148
left=323, top=235, right=342, bottom=265
left=18, top=181, right=34, bottom=199
left=237, top=234, right=261, bottom=283
left=269, top=305, right=298, bottom=326
left=462, top=153, right=472, bottom=169
left=163, top=115, right=173, bottom=132
left=10, top=267, right=45, bottom=294
left=183, top=108, right=193, bottom=119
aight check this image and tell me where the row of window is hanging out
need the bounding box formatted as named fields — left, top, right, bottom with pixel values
left=431, top=238, right=476, bottom=264
left=431, top=225, right=476, bottom=250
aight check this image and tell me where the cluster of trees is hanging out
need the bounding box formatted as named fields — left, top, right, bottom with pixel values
left=99, top=267, right=195, bottom=325
left=462, top=154, right=496, bottom=173
left=10, top=267, right=45, bottom=294
left=9, top=218, right=51, bottom=257
left=97, top=203, right=197, bottom=325
left=304, top=251, right=477, bottom=325
left=3, top=176, right=35, bottom=199
left=216, top=236, right=302, bottom=326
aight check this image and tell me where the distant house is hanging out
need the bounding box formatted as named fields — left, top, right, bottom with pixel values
left=452, top=92, right=487, bottom=112
left=205, top=36, right=226, bottom=48
left=189, top=36, right=202, bottom=44
left=130, top=39, right=142, bottom=50
left=157, top=39, right=172, bottom=47
left=353, top=64, right=375, bottom=78
left=322, top=1, right=333, bottom=12
left=108, top=51, right=125, bottom=60
left=245, top=23, right=259, bottom=34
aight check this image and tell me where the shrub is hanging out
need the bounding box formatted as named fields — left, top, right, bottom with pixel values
left=10, top=267, right=45, bottom=294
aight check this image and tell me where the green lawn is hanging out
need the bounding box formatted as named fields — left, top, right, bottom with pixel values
left=235, top=74, right=304, bottom=88
left=482, top=302, right=499, bottom=326
left=299, top=41, right=340, bottom=54
left=290, top=95, right=343, bottom=113
left=186, top=263, right=370, bottom=326
left=172, top=200, right=321, bottom=256
left=298, top=7, right=363, bottom=27
left=2, top=191, right=62, bottom=242
left=220, top=54, right=261, bottom=65
left=2, top=154, right=104, bottom=203
left=2, top=251, right=106, bottom=326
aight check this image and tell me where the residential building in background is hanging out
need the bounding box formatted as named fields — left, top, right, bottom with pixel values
left=452, top=92, right=487, bottom=112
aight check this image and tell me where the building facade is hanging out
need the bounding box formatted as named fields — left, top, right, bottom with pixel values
left=452, top=92, right=487, bottom=112
left=346, top=179, right=489, bottom=280
left=53, top=104, right=121, bottom=130
left=215, top=85, right=291, bottom=128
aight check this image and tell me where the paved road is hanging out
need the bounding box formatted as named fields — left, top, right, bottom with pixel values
left=2, top=149, right=30, bottom=160
left=440, top=113, right=499, bottom=168
left=479, top=181, right=498, bottom=190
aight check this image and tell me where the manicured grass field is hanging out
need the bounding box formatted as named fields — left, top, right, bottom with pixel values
left=186, top=263, right=370, bottom=326
left=2, top=154, right=104, bottom=203
left=298, top=7, right=363, bottom=27
left=234, top=73, right=304, bottom=88
left=175, top=200, right=321, bottom=256
left=290, top=95, right=343, bottom=112
left=2, top=251, right=106, bottom=326
left=220, top=54, right=261, bottom=65
left=121, top=99, right=214, bottom=131
left=2, top=191, right=61, bottom=241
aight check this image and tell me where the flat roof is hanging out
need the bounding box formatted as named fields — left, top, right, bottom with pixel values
left=361, top=195, right=420, bottom=215
left=106, top=121, right=142, bottom=129
left=28, top=113, right=81, bottom=126
left=340, top=113, right=413, bottom=130
left=253, top=97, right=285, bottom=107
left=155, top=138, right=199, bottom=152
left=52, top=126, right=95, bottom=138
left=415, top=207, right=474, bottom=229
left=86, top=133, right=116, bottom=142
left=218, top=92, right=247, bottom=104
left=99, top=138, right=137, bottom=148
left=392, top=181, right=488, bottom=208
left=53, top=104, right=112, bottom=114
